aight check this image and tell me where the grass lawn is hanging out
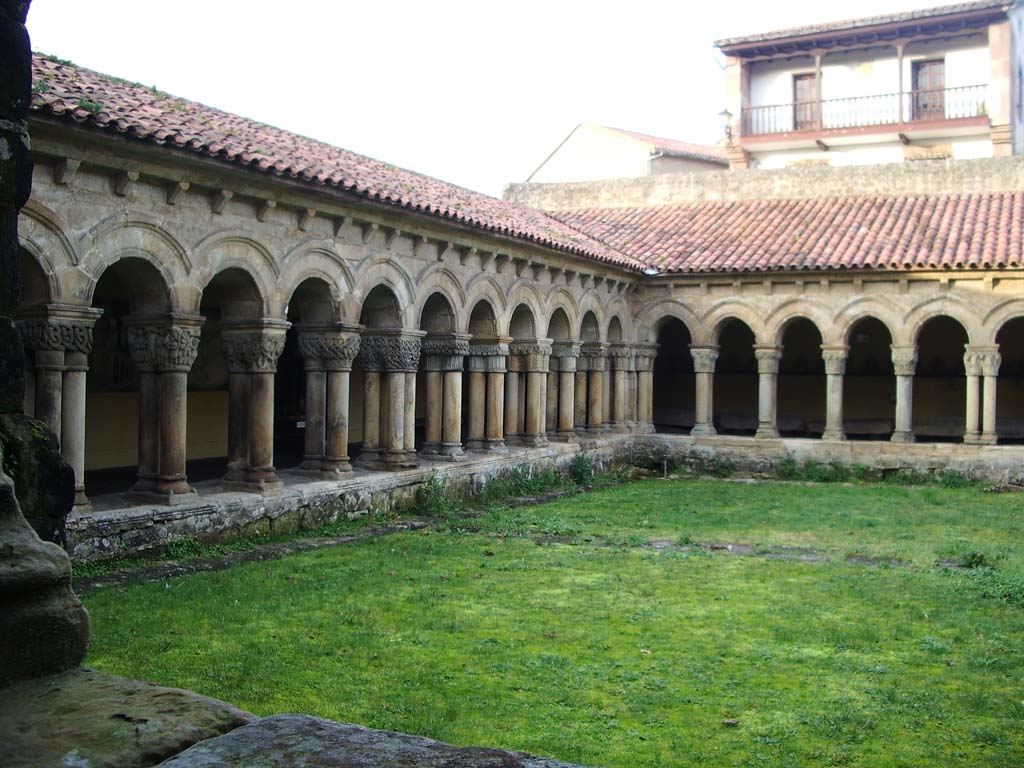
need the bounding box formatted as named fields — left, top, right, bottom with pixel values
left=83, top=478, right=1024, bottom=767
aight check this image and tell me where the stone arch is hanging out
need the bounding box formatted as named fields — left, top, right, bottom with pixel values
left=20, top=199, right=79, bottom=269
left=508, top=303, right=538, bottom=340
left=350, top=259, right=416, bottom=328
left=913, top=314, right=970, bottom=441
left=281, top=239, right=354, bottom=294
left=903, top=296, right=979, bottom=345
left=192, top=233, right=279, bottom=316
left=504, top=283, right=544, bottom=337
left=843, top=316, right=896, bottom=440
left=607, top=316, right=624, bottom=343
left=359, top=284, right=404, bottom=331
left=714, top=317, right=758, bottom=435
left=547, top=307, right=572, bottom=340
left=580, top=310, right=601, bottom=342
left=286, top=277, right=339, bottom=325
left=605, top=298, right=634, bottom=341
left=995, top=316, right=1024, bottom=442
left=279, top=267, right=344, bottom=320
left=635, top=299, right=701, bottom=344
left=420, top=292, right=458, bottom=335
left=777, top=317, right=826, bottom=437
left=543, top=288, right=580, bottom=333
left=702, top=300, right=767, bottom=346
left=467, top=299, right=500, bottom=338
left=982, top=298, right=1024, bottom=345
left=414, top=268, right=465, bottom=333
left=834, top=297, right=901, bottom=347
left=80, top=218, right=189, bottom=311
left=18, top=241, right=60, bottom=304
left=652, top=316, right=695, bottom=433
left=464, top=273, right=509, bottom=325
left=577, top=292, right=607, bottom=337
left=766, top=299, right=837, bottom=346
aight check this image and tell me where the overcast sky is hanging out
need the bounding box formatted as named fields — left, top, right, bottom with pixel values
left=28, top=0, right=945, bottom=196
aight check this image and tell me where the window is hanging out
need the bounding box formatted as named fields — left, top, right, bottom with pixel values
left=793, top=73, right=819, bottom=130
left=912, top=59, right=945, bottom=121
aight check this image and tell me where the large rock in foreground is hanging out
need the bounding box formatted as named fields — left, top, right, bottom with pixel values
left=0, top=667, right=256, bottom=768
left=158, top=714, right=590, bottom=768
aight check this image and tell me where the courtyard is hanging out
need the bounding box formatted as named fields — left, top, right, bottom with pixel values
left=81, top=476, right=1024, bottom=767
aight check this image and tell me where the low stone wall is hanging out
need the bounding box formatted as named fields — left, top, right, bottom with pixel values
left=631, top=434, right=1024, bottom=481
left=68, top=440, right=620, bottom=561
left=69, top=434, right=1024, bottom=561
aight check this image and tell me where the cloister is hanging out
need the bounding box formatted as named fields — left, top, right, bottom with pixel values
left=15, top=54, right=1024, bottom=554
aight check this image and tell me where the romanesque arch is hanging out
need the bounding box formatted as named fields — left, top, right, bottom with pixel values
left=713, top=318, right=758, bottom=435
left=995, top=316, right=1024, bottom=442
left=914, top=315, right=969, bottom=441
left=776, top=317, right=825, bottom=437
left=418, top=292, right=463, bottom=457
left=652, top=316, right=695, bottom=433
left=842, top=316, right=895, bottom=440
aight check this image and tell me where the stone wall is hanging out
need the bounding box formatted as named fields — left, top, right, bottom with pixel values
left=504, top=156, right=1024, bottom=210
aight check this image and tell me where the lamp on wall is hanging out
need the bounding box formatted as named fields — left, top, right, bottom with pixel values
left=719, top=108, right=733, bottom=144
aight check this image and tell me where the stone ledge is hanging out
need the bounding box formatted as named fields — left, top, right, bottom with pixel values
left=157, top=714, right=589, bottom=768
left=0, top=668, right=255, bottom=768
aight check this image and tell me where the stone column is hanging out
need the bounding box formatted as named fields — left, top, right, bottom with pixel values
left=891, top=345, right=917, bottom=444
left=148, top=317, right=203, bottom=503
left=512, top=339, right=552, bottom=447
left=486, top=368, right=507, bottom=451
left=980, top=349, right=1001, bottom=445
left=545, top=370, right=559, bottom=438
left=754, top=345, right=782, bottom=439
left=505, top=366, right=520, bottom=446
left=466, top=360, right=486, bottom=450
left=421, top=369, right=444, bottom=455
left=821, top=345, right=848, bottom=441
left=602, top=355, right=613, bottom=431
left=221, top=320, right=288, bottom=493
left=297, top=329, right=328, bottom=471
left=610, top=344, right=630, bottom=431
left=220, top=335, right=251, bottom=484
left=404, top=371, right=417, bottom=460
left=964, top=348, right=984, bottom=444
left=384, top=368, right=406, bottom=467
left=367, top=330, right=422, bottom=470
left=627, top=354, right=638, bottom=430
left=690, top=345, right=719, bottom=437
left=580, top=342, right=607, bottom=434
left=357, top=339, right=384, bottom=469
left=125, top=326, right=160, bottom=495
left=574, top=370, right=587, bottom=430
left=17, top=308, right=101, bottom=508
left=321, top=329, right=361, bottom=475
left=633, top=343, right=658, bottom=433
left=422, top=334, right=470, bottom=460
left=553, top=342, right=580, bottom=441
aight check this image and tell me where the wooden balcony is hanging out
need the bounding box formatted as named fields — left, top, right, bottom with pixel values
left=741, top=85, right=988, bottom=139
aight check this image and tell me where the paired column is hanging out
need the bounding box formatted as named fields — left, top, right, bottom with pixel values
left=754, top=345, right=782, bottom=439
left=633, top=343, right=658, bottom=433
left=220, top=320, right=290, bottom=493
left=509, top=339, right=552, bottom=447
left=551, top=341, right=580, bottom=442
left=821, top=345, right=848, bottom=441
left=420, top=334, right=470, bottom=460
left=890, top=346, right=918, bottom=443
left=609, top=344, right=631, bottom=432
left=467, top=340, right=509, bottom=452
left=579, top=342, right=607, bottom=434
left=965, top=346, right=1001, bottom=445
left=602, top=355, right=613, bottom=431
left=297, top=325, right=362, bottom=476
left=690, top=345, right=719, bottom=437
left=17, top=306, right=102, bottom=509
left=357, top=330, right=423, bottom=470
left=126, top=315, right=204, bottom=504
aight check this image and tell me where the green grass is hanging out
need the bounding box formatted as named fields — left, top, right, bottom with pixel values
left=83, top=479, right=1024, bottom=767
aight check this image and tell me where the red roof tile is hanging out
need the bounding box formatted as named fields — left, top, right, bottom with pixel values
left=549, top=194, right=1024, bottom=274
left=601, top=127, right=727, bottom=165
left=29, top=54, right=641, bottom=271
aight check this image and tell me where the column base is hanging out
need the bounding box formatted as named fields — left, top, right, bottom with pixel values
left=585, top=426, right=604, bottom=436
left=419, top=442, right=441, bottom=456
left=321, top=458, right=353, bottom=477
left=891, top=431, right=915, bottom=444
left=555, top=430, right=577, bottom=443
left=484, top=439, right=508, bottom=453
left=383, top=451, right=418, bottom=470
left=300, top=457, right=326, bottom=472
left=72, top=487, right=92, bottom=512
left=126, top=482, right=198, bottom=507
left=821, top=429, right=846, bottom=442
left=964, top=432, right=986, bottom=445
left=754, top=425, right=780, bottom=439
left=465, top=438, right=488, bottom=451
left=438, top=443, right=466, bottom=461
left=977, top=433, right=999, bottom=445
left=521, top=434, right=548, bottom=448
left=691, top=424, right=717, bottom=437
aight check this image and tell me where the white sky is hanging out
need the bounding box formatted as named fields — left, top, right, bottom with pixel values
left=28, top=0, right=946, bottom=196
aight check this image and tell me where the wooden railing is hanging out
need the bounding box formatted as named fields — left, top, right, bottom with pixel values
left=741, top=85, right=988, bottom=136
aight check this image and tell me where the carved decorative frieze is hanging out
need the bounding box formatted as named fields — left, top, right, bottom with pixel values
left=890, top=346, right=918, bottom=377
left=17, top=319, right=94, bottom=354
left=690, top=346, right=720, bottom=374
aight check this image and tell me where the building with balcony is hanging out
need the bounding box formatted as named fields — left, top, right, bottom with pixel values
left=717, top=1, right=1024, bottom=169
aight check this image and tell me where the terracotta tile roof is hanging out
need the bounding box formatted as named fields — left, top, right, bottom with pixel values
left=716, top=1, right=1007, bottom=50
left=548, top=194, right=1024, bottom=274
left=29, top=54, right=642, bottom=272
left=601, top=127, right=727, bottom=165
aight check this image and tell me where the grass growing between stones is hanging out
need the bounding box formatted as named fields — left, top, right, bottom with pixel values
left=83, top=479, right=1024, bottom=767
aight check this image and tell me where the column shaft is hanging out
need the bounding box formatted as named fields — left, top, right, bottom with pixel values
left=486, top=371, right=506, bottom=449
left=33, top=350, right=63, bottom=441
left=525, top=370, right=546, bottom=446
left=558, top=370, right=575, bottom=438
left=504, top=371, right=519, bottom=444
left=588, top=369, right=603, bottom=431
left=61, top=352, right=89, bottom=508
left=545, top=371, right=559, bottom=436
left=225, top=372, right=249, bottom=481
left=692, top=372, right=716, bottom=436
left=245, top=372, right=280, bottom=489
left=892, top=375, right=915, bottom=443
left=422, top=370, right=444, bottom=452
left=982, top=374, right=998, bottom=443
left=638, top=370, right=653, bottom=429
left=383, top=371, right=406, bottom=466
left=574, top=371, right=587, bottom=429
left=359, top=371, right=381, bottom=464
left=602, top=363, right=612, bottom=429
left=404, top=371, right=417, bottom=458
left=965, top=374, right=981, bottom=442
left=154, top=370, right=193, bottom=497
left=302, top=368, right=327, bottom=469
left=324, top=369, right=352, bottom=474
left=467, top=370, right=486, bottom=448
left=441, top=370, right=464, bottom=458
left=133, top=370, right=160, bottom=492
left=823, top=373, right=845, bottom=440
left=613, top=369, right=627, bottom=428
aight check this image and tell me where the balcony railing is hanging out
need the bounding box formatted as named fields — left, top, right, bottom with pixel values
left=741, top=85, right=988, bottom=137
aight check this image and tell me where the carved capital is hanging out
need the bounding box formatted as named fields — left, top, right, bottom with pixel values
left=17, top=319, right=94, bottom=354
left=963, top=351, right=984, bottom=377
left=690, top=345, right=720, bottom=374
left=981, top=352, right=1002, bottom=377
left=509, top=340, right=552, bottom=372
left=128, top=319, right=203, bottom=373
left=820, top=345, right=849, bottom=376
left=361, top=333, right=422, bottom=372
left=632, top=343, right=659, bottom=372
left=221, top=321, right=289, bottom=374
left=754, top=346, right=782, bottom=375
left=578, top=342, right=608, bottom=372
left=422, top=335, right=471, bottom=372
left=609, top=344, right=633, bottom=371
left=298, top=329, right=361, bottom=372
left=890, top=346, right=918, bottom=377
